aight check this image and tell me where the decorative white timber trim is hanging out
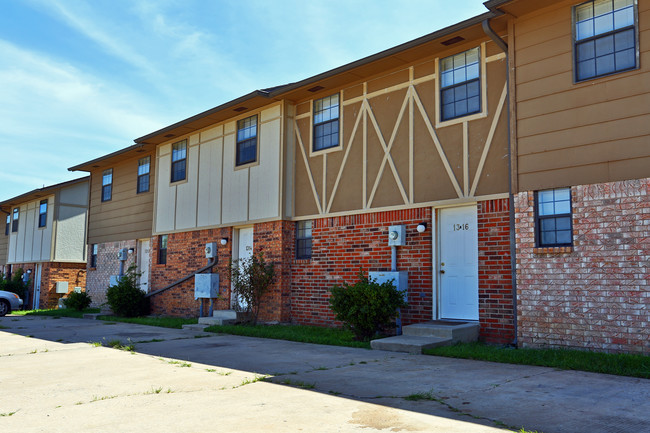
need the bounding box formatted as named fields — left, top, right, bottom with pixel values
left=294, top=118, right=323, bottom=214
left=470, top=82, right=508, bottom=197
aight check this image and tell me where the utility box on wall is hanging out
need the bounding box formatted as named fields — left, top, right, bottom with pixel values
left=55, top=281, right=69, bottom=294
left=194, top=273, right=219, bottom=299
left=368, top=271, right=408, bottom=301
left=387, top=225, right=406, bottom=246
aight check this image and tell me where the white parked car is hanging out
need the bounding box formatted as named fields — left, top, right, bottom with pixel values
left=0, top=290, right=23, bottom=316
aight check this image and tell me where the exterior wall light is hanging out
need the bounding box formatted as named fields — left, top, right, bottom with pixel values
left=220, top=238, right=228, bottom=246
left=416, top=222, right=427, bottom=233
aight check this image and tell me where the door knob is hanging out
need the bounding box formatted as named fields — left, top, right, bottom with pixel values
left=440, top=270, right=445, bottom=274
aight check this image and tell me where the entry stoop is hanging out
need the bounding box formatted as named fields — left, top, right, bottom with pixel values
left=370, top=321, right=479, bottom=354
left=183, top=310, right=238, bottom=330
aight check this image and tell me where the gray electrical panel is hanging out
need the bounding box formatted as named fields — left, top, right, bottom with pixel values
left=194, top=273, right=220, bottom=299
left=387, top=225, right=406, bottom=246
left=368, top=271, right=408, bottom=301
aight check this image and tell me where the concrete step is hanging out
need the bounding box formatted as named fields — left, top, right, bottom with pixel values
left=370, top=335, right=451, bottom=354
left=402, top=321, right=479, bottom=343
left=182, top=324, right=210, bottom=331
left=198, top=316, right=236, bottom=326
left=213, top=309, right=237, bottom=320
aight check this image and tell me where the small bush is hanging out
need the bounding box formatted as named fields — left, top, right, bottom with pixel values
left=0, top=268, right=29, bottom=298
left=63, top=291, right=92, bottom=311
left=329, top=271, right=407, bottom=341
left=228, top=253, right=275, bottom=325
left=106, top=266, right=149, bottom=317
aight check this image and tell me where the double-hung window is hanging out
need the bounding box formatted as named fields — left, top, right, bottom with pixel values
left=574, top=0, right=637, bottom=81
left=137, top=156, right=151, bottom=193
left=171, top=140, right=187, bottom=182
left=296, top=220, right=313, bottom=259
left=5, top=214, right=9, bottom=235
left=102, top=169, right=113, bottom=202
left=440, top=47, right=481, bottom=122
left=313, top=94, right=339, bottom=152
left=536, top=188, right=573, bottom=247
left=12, top=208, right=19, bottom=232
left=38, top=199, right=47, bottom=228
left=90, top=244, right=98, bottom=268
left=158, top=234, right=168, bottom=265
left=236, top=115, right=258, bottom=166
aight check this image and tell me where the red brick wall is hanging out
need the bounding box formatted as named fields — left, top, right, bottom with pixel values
left=86, top=240, right=138, bottom=307
left=477, top=199, right=515, bottom=344
left=290, top=208, right=434, bottom=327
left=515, top=178, right=650, bottom=353
left=11, top=262, right=86, bottom=309
left=149, top=228, right=232, bottom=317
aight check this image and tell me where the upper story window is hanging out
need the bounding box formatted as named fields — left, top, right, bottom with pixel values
left=536, top=187, right=573, bottom=247
left=440, top=47, right=481, bottom=122
left=137, top=156, right=151, bottom=193
left=171, top=140, right=187, bottom=182
left=574, top=0, right=637, bottom=81
left=5, top=214, right=9, bottom=235
left=38, top=199, right=47, bottom=228
left=296, top=220, right=313, bottom=259
left=102, top=169, right=113, bottom=202
left=90, top=244, right=98, bottom=268
left=158, top=234, right=168, bottom=265
left=236, top=115, right=258, bottom=166
left=313, top=94, right=340, bottom=152
left=12, top=208, right=19, bottom=232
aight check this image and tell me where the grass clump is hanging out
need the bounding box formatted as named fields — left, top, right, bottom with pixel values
left=204, top=323, right=370, bottom=349
left=14, top=308, right=100, bottom=318
left=97, top=316, right=197, bottom=329
left=424, top=342, right=650, bottom=379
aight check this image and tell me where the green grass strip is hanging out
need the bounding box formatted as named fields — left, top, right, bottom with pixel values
left=96, top=315, right=198, bottom=329
left=13, top=308, right=100, bottom=318
left=204, top=324, right=371, bottom=349
left=424, top=342, right=650, bottom=379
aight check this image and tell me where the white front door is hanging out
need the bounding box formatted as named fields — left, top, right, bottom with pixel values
left=137, top=239, right=150, bottom=292
left=439, top=206, right=478, bottom=320
left=33, top=264, right=42, bottom=310
left=232, top=227, right=254, bottom=310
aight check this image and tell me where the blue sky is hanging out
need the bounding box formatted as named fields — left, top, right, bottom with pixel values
left=0, top=0, right=488, bottom=201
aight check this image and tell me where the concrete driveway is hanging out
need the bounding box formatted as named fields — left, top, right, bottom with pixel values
left=1, top=315, right=649, bottom=433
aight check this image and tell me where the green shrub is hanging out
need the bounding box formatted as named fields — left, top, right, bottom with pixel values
left=228, top=253, right=275, bottom=325
left=328, top=271, right=407, bottom=341
left=0, top=268, right=29, bottom=298
left=63, top=291, right=92, bottom=311
left=106, top=266, right=149, bottom=317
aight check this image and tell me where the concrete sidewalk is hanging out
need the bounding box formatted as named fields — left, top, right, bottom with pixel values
left=1, top=316, right=649, bottom=433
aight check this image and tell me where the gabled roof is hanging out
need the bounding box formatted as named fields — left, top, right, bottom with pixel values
left=0, top=176, right=89, bottom=212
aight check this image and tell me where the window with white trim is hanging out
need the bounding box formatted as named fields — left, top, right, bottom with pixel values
left=38, top=199, right=47, bottom=228
left=236, top=115, right=258, bottom=166
left=171, top=141, right=187, bottom=182
left=313, top=94, right=339, bottom=152
left=440, top=47, right=481, bottom=122
left=137, top=156, right=150, bottom=193
left=12, top=208, right=19, bottom=232
left=102, top=169, right=112, bottom=202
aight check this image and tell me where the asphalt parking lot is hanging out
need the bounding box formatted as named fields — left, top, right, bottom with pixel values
left=1, top=315, right=649, bottom=432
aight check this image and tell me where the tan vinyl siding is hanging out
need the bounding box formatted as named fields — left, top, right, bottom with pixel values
left=87, top=154, right=154, bottom=244
left=514, top=0, right=650, bottom=191
left=0, top=226, right=9, bottom=266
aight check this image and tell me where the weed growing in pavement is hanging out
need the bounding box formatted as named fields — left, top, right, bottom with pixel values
left=404, top=391, right=437, bottom=401
left=0, top=411, right=17, bottom=416
left=0, top=325, right=9, bottom=329
left=278, top=379, right=316, bottom=389
left=238, top=375, right=268, bottom=386
left=167, top=360, right=192, bottom=368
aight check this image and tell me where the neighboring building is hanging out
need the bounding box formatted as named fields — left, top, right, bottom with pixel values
left=69, top=145, right=156, bottom=308
left=0, top=178, right=89, bottom=309
left=485, top=0, right=650, bottom=353
left=126, top=10, right=515, bottom=344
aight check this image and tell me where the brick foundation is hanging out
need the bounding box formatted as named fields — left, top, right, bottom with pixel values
left=9, top=262, right=86, bottom=309
left=515, top=178, right=650, bottom=353
left=86, top=240, right=138, bottom=308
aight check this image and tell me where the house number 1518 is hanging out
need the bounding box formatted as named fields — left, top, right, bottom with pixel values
left=453, top=223, right=469, bottom=231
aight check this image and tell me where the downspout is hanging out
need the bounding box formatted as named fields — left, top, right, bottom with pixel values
left=482, top=17, right=518, bottom=347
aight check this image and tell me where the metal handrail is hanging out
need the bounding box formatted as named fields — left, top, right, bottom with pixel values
left=144, top=257, right=217, bottom=298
